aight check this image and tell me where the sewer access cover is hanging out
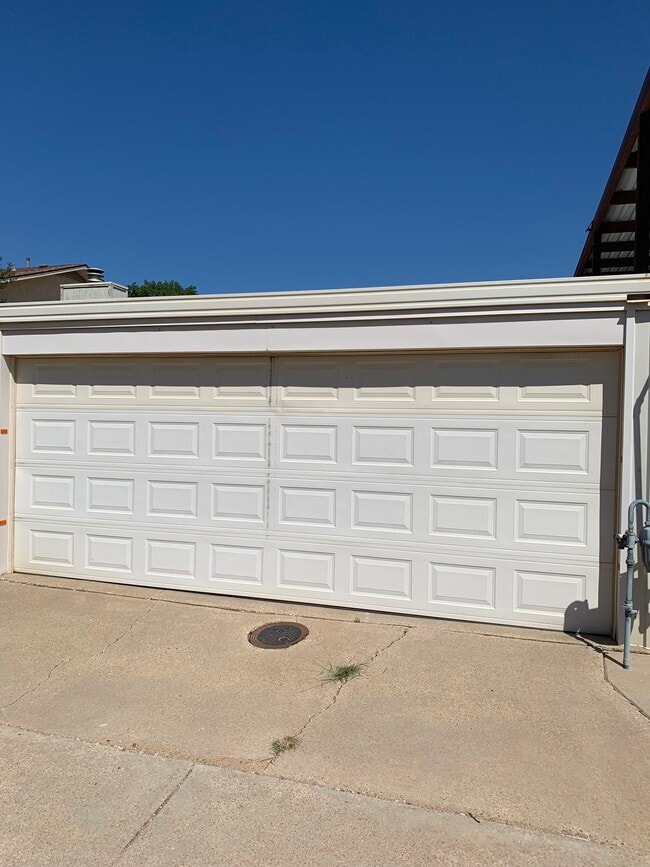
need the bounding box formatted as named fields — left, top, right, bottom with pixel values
left=248, top=622, right=309, bottom=649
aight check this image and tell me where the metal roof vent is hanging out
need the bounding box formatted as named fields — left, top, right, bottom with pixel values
left=86, top=267, right=105, bottom=282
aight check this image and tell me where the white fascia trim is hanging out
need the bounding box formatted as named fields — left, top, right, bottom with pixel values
left=0, top=274, right=646, bottom=328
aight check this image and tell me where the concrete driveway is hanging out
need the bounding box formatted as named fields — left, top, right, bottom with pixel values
left=2, top=573, right=650, bottom=866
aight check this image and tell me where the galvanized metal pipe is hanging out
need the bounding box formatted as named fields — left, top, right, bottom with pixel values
left=619, top=499, right=649, bottom=669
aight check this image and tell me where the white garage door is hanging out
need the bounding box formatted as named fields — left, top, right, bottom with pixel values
left=13, top=351, right=618, bottom=632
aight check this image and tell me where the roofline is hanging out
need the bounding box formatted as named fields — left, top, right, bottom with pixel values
left=0, top=273, right=648, bottom=327
left=575, top=68, right=650, bottom=275
left=10, top=265, right=89, bottom=281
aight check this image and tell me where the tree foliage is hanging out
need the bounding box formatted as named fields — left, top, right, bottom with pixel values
left=0, top=257, right=14, bottom=283
left=127, top=279, right=198, bottom=298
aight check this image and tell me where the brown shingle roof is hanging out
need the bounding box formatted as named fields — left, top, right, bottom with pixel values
left=10, top=264, right=88, bottom=277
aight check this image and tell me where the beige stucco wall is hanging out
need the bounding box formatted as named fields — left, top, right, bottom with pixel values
left=1, top=273, right=86, bottom=303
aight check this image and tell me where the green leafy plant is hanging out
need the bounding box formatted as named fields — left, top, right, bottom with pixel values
left=320, top=661, right=365, bottom=685
left=270, top=735, right=300, bottom=757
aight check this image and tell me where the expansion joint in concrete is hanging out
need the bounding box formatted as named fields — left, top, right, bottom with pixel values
left=110, top=764, right=195, bottom=865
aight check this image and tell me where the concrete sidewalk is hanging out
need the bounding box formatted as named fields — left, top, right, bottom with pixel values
left=2, top=573, right=650, bottom=864
left=0, top=726, right=641, bottom=867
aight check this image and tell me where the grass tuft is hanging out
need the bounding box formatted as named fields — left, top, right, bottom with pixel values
left=320, top=661, right=365, bottom=685
left=270, top=735, right=300, bottom=758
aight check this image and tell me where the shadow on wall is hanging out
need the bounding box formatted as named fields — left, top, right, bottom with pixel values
left=564, top=599, right=606, bottom=635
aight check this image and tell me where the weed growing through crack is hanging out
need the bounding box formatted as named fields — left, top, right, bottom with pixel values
left=270, top=735, right=300, bottom=758
left=353, top=616, right=361, bottom=623
left=320, top=661, right=365, bottom=685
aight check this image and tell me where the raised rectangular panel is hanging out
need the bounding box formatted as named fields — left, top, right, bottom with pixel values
left=354, top=361, right=416, bottom=401
left=32, top=420, right=75, bottom=454
left=431, top=428, right=497, bottom=470
left=429, top=562, right=496, bottom=608
left=87, top=478, right=135, bottom=514
left=145, top=539, right=196, bottom=579
left=516, top=500, right=587, bottom=546
left=434, top=384, right=498, bottom=400
left=516, top=360, right=593, bottom=403
left=89, top=364, right=136, bottom=398
left=149, top=422, right=199, bottom=459
left=352, top=491, right=412, bottom=533
left=150, top=361, right=201, bottom=399
left=213, top=424, right=266, bottom=462
left=278, top=550, right=335, bottom=591
left=430, top=495, right=496, bottom=539
left=279, top=487, right=336, bottom=527
left=214, top=360, right=269, bottom=401
left=352, top=427, right=413, bottom=467
left=30, top=475, right=74, bottom=510
left=88, top=421, right=135, bottom=456
left=86, top=535, right=133, bottom=572
left=431, top=363, right=499, bottom=401
left=148, top=481, right=198, bottom=518
left=210, top=545, right=263, bottom=584
left=280, top=425, right=337, bottom=463
left=212, top=484, right=265, bottom=523
left=279, top=360, right=339, bottom=401
left=29, top=530, right=74, bottom=566
left=32, top=364, right=76, bottom=397
left=515, top=570, right=586, bottom=615
left=519, top=384, right=591, bottom=402
left=351, top=556, right=411, bottom=599
left=517, top=430, right=589, bottom=474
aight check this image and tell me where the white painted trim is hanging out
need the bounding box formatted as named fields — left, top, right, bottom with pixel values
left=617, top=310, right=637, bottom=641
left=0, top=274, right=647, bottom=327
left=1, top=312, right=624, bottom=357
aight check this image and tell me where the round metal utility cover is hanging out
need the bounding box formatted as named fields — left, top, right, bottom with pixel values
left=248, top=622, right=309, bottom=649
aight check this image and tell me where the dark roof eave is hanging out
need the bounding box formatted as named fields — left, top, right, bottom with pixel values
left=575, top=68, right=650, bottom=276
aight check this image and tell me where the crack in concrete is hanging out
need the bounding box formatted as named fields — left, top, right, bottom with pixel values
left=576, top=637, right=650, bottom=723
left=600, top=654, right=650, bottom=722
left=110, top=764, right=195, bottom=866
left=366, top=625, right=410, bottom=667
left=266, top=627, right=409, bottom=769
left=0, top=657, right=71, bottom=712
left=0, top=718, right=643, bottom=856
left=0, top=599, right=158, bottom=714
left=96, top=599, right=158, bottom=658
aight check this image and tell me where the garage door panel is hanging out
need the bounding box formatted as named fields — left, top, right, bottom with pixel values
left=13, top=520, right=613, bottom=631
left=16, top=352, right=618, bottom=416
left=17, top=410, right=610, bottom=487
left=16, top=356, right=273, bottom=408
left=13, top=351, right=619, bottom=633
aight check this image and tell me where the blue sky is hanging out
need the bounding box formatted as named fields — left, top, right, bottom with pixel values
left=2, top=1, right=649, bottom=294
